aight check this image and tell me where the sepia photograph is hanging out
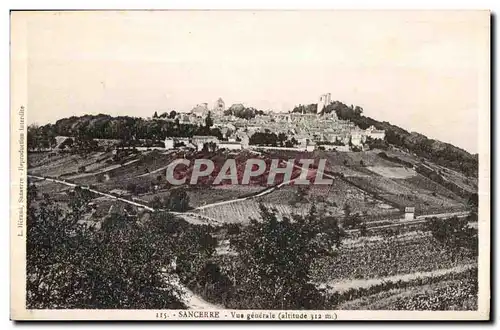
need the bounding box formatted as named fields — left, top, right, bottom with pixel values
left=10, top=10, right=490, bottom=320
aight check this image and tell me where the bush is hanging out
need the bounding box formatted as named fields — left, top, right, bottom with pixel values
left=426, top=216, right=478, bottom=255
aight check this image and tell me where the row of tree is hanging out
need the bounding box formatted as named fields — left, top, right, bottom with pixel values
left=153, top=110, right=177, bottom=119
left=224, top=107, right=265, bottom=120
left=27, top=114, right=223, bottom=151
left=249, top=131, right=298, bottom=147
left=292, top=104, right=318, bottom=114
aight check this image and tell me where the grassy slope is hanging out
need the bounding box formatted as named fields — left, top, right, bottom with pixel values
left=28, top=147, right=473, bottom=223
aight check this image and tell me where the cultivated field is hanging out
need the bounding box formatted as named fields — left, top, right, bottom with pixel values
left=336, top=268, right=477, bottom=310
left=310, top=230, right=476, bottom=283
left=196, top=199, right=311, bottom=224
left=366, top=166, right=416, bottom=179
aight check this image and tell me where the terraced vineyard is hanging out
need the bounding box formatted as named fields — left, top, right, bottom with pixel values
left=345, top=174, right=465, bottom=214
left=196, top=198, right=312, bottom=224
left=337, top=268, right=478, bottom=310
left=311, top=231, right=477, bottom=283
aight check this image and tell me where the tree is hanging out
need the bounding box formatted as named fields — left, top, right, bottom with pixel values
left=151, top=189, right=190, bottom=212
left=27, top=124, right=57, bottom=151
left=277, top=132, right=287, bottom=146
left=27, top=183, right=38, bottom=201
left=426, top=216, right=477, bottom=256
left=467, top=193, right=478, bottom=212
left=344, top=212, right=362, bottom=230
left=166, top=189, right=190, bottom=212
left=153, top=111, right=158, bottom=118
left=205, top=111, right=214, bottom=129
left=168, top=110, right=177, bottom=119
left=74, top=132, right=99, bottom=155
left=126, top=183, right=137, bottom=194
left=229, top=204, right=342, bottom=309
left=291, top=104, right=317, bottom=114
left=58, top=137, right=74, bottom=150
left=26, top=192, right=188, bottom=309
left=249, top=132, right=279, bottom=146
left=365, top=136, right=388, bottom=150
left=359, top=222, right=368, bottom=236
left=342, top=203, right=351, bottom=218
left=26, top=197, right=91, bottom=308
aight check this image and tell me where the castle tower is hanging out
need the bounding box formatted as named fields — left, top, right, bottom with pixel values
left=317, top=93, right=332, bottom=114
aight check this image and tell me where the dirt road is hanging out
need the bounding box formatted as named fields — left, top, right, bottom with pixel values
left=28, top=174, right=156, bottom=211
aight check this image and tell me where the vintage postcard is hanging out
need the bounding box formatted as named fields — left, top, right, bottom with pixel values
left=10, top=10, right=490, bottom=320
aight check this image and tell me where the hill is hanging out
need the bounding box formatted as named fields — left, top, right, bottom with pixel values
left=320, top=100, right=478, bottom=176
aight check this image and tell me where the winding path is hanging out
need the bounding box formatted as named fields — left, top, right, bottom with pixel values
left=28, top=174, right=156, bottom=211
left=320, top=264, right=475, bottom=293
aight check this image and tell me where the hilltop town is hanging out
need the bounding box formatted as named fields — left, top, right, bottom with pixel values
left=159, top=93, right=386, bottom=152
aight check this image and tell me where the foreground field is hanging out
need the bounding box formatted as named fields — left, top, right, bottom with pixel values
left=311, top=231, right=476, bottom=283
left=337, top=268, right=477, bottom=310
left=207, top=224, right=477, bottom=311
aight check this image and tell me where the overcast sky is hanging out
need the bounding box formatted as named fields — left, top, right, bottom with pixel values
left=19, top=10, right=489, bottom=153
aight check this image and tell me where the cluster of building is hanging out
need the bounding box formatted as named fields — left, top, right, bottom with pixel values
left=161, top=94, right=386, bottom=152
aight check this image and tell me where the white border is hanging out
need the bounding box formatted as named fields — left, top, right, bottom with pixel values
left=4, top=1, right=497, bottom=327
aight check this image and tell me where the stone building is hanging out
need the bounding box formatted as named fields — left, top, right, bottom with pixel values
left=218, top=141, right=243, bottom=150
left=192, top=135, right=219, bottom=151
left=213, top=98, right=225, bottom=114
left=365, top=125, right=386, bottom=140
left=191, top=103, right=209, bottom=118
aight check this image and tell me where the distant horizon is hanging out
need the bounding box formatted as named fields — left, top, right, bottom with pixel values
left=18, top=10, right=489, bottom=154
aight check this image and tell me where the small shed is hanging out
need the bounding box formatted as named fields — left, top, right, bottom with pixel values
left=404, top=206, right=415, bottom=220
